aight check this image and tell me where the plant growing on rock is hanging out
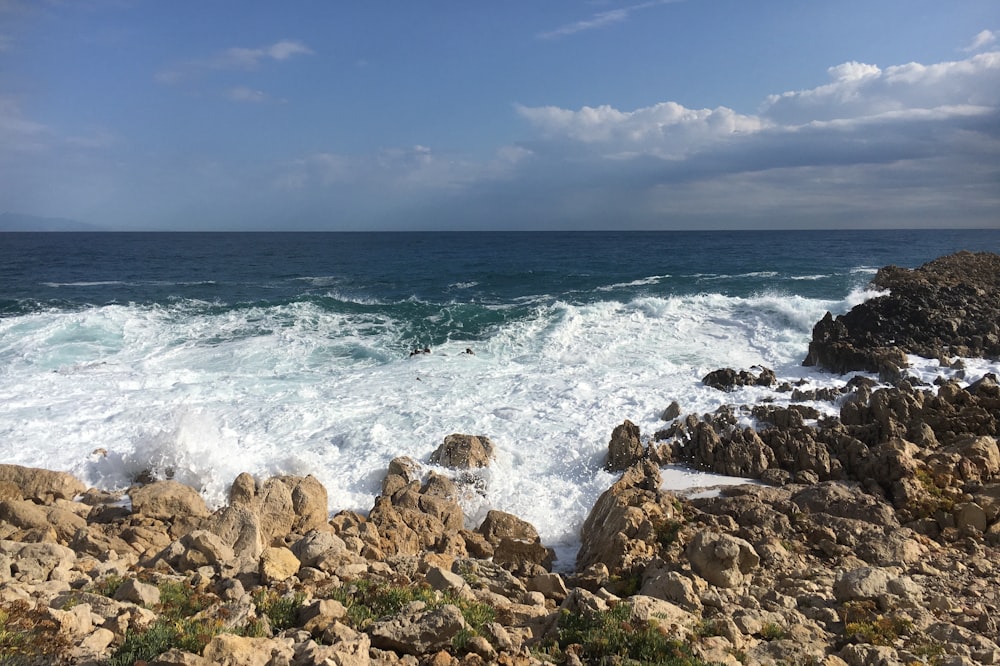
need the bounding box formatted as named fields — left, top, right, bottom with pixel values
left=537, top=603, right=711, bottom=665
left=251, top=589, right=306, bottom=633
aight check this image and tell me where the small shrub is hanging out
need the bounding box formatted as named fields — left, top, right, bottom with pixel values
left=90, top=574, right=125, bottom=599
left=760, top=622, right=786, bottom=641
left=537, top=603, right=712, bottom=665
left=252, top=589, right=306, bottom=633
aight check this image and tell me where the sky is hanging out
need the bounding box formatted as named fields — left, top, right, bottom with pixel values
left=1, top=1, right=999, bottom=231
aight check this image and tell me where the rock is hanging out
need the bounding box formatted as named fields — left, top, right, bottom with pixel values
left=623, top=595, right=695, bottom=638
left=298, top=598, right=348, bottom=636
left=114, top=577, right=161, bottom=607
left=662, top=401, right=682, bottom=421
left=833, top=567, right=893, bottom=602
left=477, top=510, right=540, bottom=546
left=129, top=480, right=209, bottom=529
left=430, top=434, right=495, bottom=469
left=369, top=604, right=467, bottom=655
left=605, top=420, right=644, bottom=472
left=202, top=634, right=295, bottom=666
left=702, top=367, right=776, bottom=391
left=0, top=540, right=75, bottom=581
left=179, top=529, right=236, bottom=569
left=150, top=649, right=211, bottom=665
left=686, top=530, right=759, bottom=588
left=292, top=530, right=347, bottom=568
left=426, top=565, right=470, bottom=595
left=259, top=546, right=300, bottom=583
left=577, top=461, right=679, bottom=576
left=804, top=252, right=1000, bottom=372
left=0, top=464, right=86, bottom=503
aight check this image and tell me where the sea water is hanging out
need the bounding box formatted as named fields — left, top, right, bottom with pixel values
left=2, top=229, right=999, bottom=564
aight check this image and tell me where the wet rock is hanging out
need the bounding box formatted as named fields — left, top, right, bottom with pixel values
left=605, top=419, right=644, bottom=472
left=430, top=434, right=495, bottom=469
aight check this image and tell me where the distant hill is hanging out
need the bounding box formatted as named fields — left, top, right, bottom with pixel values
left=0, top=213, right=104, bottom=232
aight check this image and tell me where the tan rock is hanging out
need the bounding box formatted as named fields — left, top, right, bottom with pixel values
left=577, top=461, right=678, bottom=575
left=605, top=419, right=644, bottom=472
left=477, top=510, right=540, bottom=546
left=686, top=530, right=759, bottom=588
left=259, top=546, right=300, bottom=583
left=129, top=480, right=209, bottom=525
left=0, top=464, right=86, bottom=503
left=369, top=604, right=467, bottom=655
left=202, top=634, right=294, bottom=666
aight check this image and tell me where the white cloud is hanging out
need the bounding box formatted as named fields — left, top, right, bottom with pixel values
left=538, top=0, right=680, bottom=39
left=963, top=29, right=997, bottom=52
left=515, top=101, right=765, bottom=158
left=157, top=39, right=313, bottom=84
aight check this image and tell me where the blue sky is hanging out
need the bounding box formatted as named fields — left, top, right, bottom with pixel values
left=1, top=1, right=998, bottom=230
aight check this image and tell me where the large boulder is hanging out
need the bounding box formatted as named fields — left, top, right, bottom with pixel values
left=369, top=604, right=466, bottom=655
left=129, top=480, right=209, bottom=536
left=686, top=530, right=759, bottom=588
left=0, top=464, right=86, bottom=503
left=429, top=434, right=495, bottom=469
left=577, top=461, right=679, bottom=575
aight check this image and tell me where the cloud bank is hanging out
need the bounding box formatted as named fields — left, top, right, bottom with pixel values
left=262, top=43, right=999, bottom=229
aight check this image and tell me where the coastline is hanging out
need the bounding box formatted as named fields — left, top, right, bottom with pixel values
left=2, top=251, right=999, bottom=665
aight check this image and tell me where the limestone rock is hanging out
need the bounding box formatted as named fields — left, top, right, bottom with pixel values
left=202, top=633, right=294, bottom=666
left=259, top=546, right=300, bottom=583
left=129, top=480, right=209, bottom=527
left=430, top=434, right=495, bottom=469
left=0, top=464, right=86, bottom=503
left=833, top=567, right=893, bottom=602
left=686, top=530, right=759, bottom=588
left=577, top=461, right=678, bottom=575
left=369, top=604, right=467, bottom=655
left=114, top=577, right=161, bottom=607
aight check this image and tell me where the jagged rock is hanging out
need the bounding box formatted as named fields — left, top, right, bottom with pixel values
left=662, top=401, right=682, bottom=421
left=0, top=498, right=87, bottom=544
left=430, top=434, right=495, bottom=469
left=150, top=649, right=211, bottom=665
left=298, top=598, right=348, bottom=636
left=369, top=604, right=466, bottom=655
left=605, top=420, right=644, bottom=472
left=622, top=595, right=695, bottom=639
left=179, top=529, right=236, bottom=569
left=477, top=510, right=539, bottom=546
left=577, top=461, right=679, bottom=576
left=702, top=367, right=776, bottom=391
left=0, top=464, right=86, bottom=503
left=686, top=530, right=759, bottom=588
left=805, top=252, right=1000, bottom=373
left=292, top=530, right=348, bottom=568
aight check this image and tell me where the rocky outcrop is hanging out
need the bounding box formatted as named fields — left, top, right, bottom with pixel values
left=429, top=433, right=495, bottom=469
left=0, top=463, right=86, bottom=503
left=805, top=251, right=1000, bottom=374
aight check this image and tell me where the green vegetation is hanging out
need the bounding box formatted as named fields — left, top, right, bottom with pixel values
left=105, top=578, right=224, bottom=666
left=536, top=603, right=712, bottom=666
left=759, top=621, right=786, bottom=641
left=839, top=600, right=913, bottom=646
left=90, top=574, right=125, bottom=599
left=251, top=589, right=306, bottom=633
left=323, top=578, right=495, bottom=650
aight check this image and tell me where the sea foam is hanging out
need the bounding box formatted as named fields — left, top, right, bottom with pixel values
left=2, top=288, right=996, bottom=564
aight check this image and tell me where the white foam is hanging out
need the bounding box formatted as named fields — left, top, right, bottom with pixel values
left=0, top=288, right=935, bottom=563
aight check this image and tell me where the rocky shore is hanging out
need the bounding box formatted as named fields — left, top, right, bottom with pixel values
left=2, top=252, right=999, bottom=666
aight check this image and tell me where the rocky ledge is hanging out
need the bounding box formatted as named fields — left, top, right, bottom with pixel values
left=2, top=251, right=999, bottom=666
left=804, top=251, right=1000, bottom=377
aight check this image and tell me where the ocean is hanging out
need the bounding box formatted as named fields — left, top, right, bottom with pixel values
left=3, top=229, right=1000, bottom=564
